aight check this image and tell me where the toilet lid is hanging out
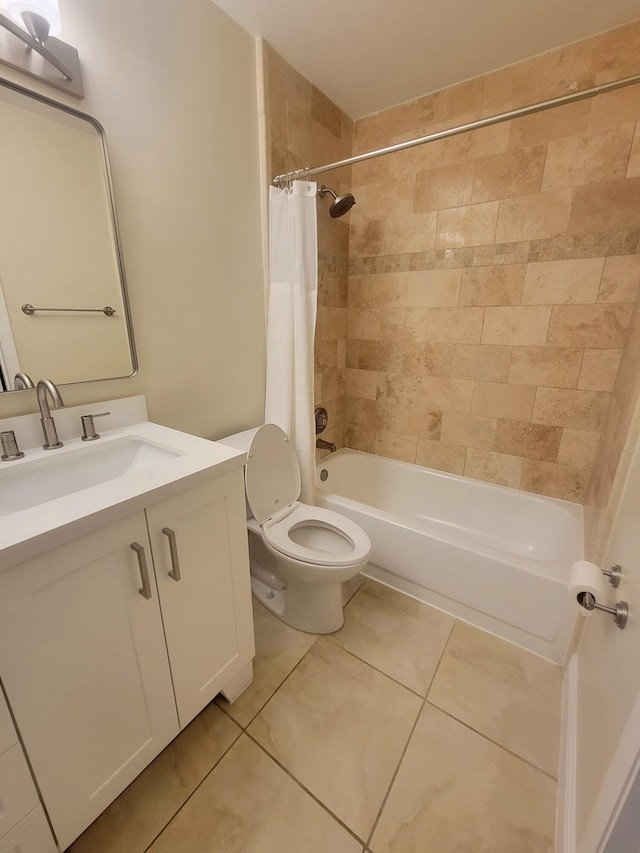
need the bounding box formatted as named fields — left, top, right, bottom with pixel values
left=245, top=424, right=301, bottom=524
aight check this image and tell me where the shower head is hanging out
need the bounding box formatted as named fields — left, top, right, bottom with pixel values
left=318, top=185, right=356, bottom=218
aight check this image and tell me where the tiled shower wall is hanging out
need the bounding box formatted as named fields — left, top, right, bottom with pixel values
left=345, top=21, right=640, bottom=502
left=263, top=43, right=352, bottom=451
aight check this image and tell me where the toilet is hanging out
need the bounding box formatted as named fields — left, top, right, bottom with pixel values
left=220, top=424, right=371, bottom=633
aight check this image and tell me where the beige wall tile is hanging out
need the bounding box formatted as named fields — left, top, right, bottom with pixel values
left=348, top=273, right=408, bottom=308
left=471, top=381, right=536, bottom=420
left=346, top=339, right=380, bottom=370
left=521, top=460, right=589, bottom=502
left=532, top=387, right=610, bottom=430
left=352, top=175, right=416, bottom=220
left=345, top=368, right=378, bottom=400
left=316, top=307, right=347, bottom=341
left=310, top=85, right=343, bottom=138
left=509, top=346, right=583, bottom=388
left=349, top=218, right=384, bottom=257
left=507, top=100, right=591, bottom=149
left=375, top=429, right=418, bottom=463
left=427, top=307, right=484, bottom=343
left=482, top=306, right=551, bottom=346
left=568, top=177, right=640, bottom=233
left=542, top=126, right=635, bottom=190
left=588, top=87, right=640, bottom=133
left=416, top=440, right=466, bottom=474
left=346, top=308, right=381, bottom=340
left=441, top=123, right=510, bottom=165
left=421, top=376, right=474, bottom=413
left=547, top=304, right=632, bottom=348
left=345, top=395, right=377, bottom=427
left=522, top=258, right=605, bottom=305
left=598, top=255, right=640, bottom=304
left=628, top=125, right=640, bottom=178
left=464, top=448, right=524, bottom=488
left=495, top=189, right=573, bottom=242
left=459, top=265, right=525, bottom=306
left=495, top=419, right=562, bottom=462
left=344, top=424, right=375, bottom=453
left=337, top=339, right=346, bottom=369
left=441, top=412, right=497, bottom=450
left=377, top=372, right=422, bottom=406
left=380, top=307, right=429, bottom=342
left=423, top=342, right=455, bottom=377
left=435, top=202, right=499, bottom=249
left=472, top=145, right=546, bottom=203
left=557, top=428, right=600, bottom=470
left=381, top=211, right=438, bottom=254
left=406, top=269, right=462, bottom=307
left=395, top=406, right=442, bottom=440
left=578, top=349, right=622, bottom=392
left=451, top=344, right=511, bottom=382
left=414, top=164, right=474, bottom=212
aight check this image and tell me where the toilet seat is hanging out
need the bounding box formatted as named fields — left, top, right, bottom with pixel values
left=262, top=502, right=370, bottom=568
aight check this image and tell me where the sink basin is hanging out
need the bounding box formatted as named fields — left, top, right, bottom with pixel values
left=0, top=437, right=183, bottom=516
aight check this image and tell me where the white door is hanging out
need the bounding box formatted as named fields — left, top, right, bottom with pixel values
left=0, top=513, right=179, bottom=850
left=147, top=471, right=254, bottom=727
left=575, top=437, right=640, bottom=852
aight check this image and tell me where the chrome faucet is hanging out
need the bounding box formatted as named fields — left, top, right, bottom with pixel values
left=316, top=437, right=337, bottom=453
left=37, top=379, right=64, bottom=450
left=14, top=371, right=35, bottom=390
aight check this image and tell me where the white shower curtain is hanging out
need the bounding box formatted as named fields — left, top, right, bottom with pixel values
left=265, top=180, right=318, bottom=504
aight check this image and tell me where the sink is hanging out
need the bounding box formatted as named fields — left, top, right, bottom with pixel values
left=0, top=437, right=183, bottom=516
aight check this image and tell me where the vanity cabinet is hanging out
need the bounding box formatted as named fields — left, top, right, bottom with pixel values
left=0, top=469, right=254, bottom=851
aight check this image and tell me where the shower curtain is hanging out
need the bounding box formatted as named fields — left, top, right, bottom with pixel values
left=265, top=180, right=318, bottom=504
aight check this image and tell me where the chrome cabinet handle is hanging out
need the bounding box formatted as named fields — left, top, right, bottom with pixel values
left=131, top=542, right=152, bottom=599
left=162, top=527, right=181, bottom=582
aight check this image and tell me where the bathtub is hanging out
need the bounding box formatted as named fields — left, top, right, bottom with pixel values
left=316, top=449, right=583, bottom=663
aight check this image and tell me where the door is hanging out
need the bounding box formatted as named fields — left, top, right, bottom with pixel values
left=0, top=513, right=178, bottom=850
left=574, top=436, right=640, bottom=852
left=147, top=471, right=254, bottom=727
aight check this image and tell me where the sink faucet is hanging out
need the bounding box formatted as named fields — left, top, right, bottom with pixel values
left=37, top=379, right=64, bottom=450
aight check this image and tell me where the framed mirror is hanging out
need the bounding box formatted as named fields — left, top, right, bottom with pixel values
left=0, top=78, right=136, bottom=392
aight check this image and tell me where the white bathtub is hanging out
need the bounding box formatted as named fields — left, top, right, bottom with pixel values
left=316, top=449, right=583, bottom=663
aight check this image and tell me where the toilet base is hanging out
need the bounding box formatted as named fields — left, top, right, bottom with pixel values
left=250, top=574, right=345, bottom=634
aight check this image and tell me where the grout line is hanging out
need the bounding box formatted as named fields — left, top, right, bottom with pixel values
left=246, top=731, right=368, bottom=848
left=142, top=722, right=243, bottom=852
left=324, top=635, right=425, bottom=699
left=425, top=616, right=457, bottom=697
left=425, top=699, right=559, bottom=782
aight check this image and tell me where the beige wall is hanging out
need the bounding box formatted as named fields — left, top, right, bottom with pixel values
left=0, top=0, right=266, bottom=440
left=345, top=21, right=640, bottom=502
left=263, top=44, right=353, bottom=452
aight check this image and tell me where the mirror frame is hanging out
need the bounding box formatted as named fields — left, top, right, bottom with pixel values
left=0, top=76, right=138, bottom=391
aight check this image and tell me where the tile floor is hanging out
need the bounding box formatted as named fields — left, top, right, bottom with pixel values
left=71, top=579, right=561, bottom=853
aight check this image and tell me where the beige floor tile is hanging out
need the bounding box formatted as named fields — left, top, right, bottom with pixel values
left=149, top=735, right=361, bottom=853
left=70, top=704, right=241, bottom=853
left=216, top=599, right=317, bottom=727
left=329, top=580, right=454, bottom=695
left=428, top=622, right=562, bottom=776
left=370, top=704, right=556, bottom=853
left=249, top=638, right=422, bottom=840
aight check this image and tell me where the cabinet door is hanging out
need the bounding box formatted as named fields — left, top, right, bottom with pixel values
left=0, top=514, right=179, bottom=850
left=147, top=470, right=255, bottom=727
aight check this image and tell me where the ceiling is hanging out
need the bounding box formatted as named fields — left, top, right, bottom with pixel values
left=212, top=0, right=639, bottom=118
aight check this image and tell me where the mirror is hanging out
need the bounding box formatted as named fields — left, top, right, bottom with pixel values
left=0, top=78, right=136, bottom=392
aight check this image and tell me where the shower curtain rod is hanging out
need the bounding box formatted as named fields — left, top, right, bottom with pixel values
left=271, top=73, right=640, bottom=186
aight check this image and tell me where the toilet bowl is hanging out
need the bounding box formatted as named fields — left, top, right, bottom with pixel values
left=220, top=424, right=371, bottom=633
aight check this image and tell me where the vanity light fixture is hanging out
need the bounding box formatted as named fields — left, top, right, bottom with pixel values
left=0, top=0, right=83, bottom=98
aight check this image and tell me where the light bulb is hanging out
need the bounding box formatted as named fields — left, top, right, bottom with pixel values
left=3, top=0, right=62, bottom=37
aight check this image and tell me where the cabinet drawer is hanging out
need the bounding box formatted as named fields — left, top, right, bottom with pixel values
left=0, top=807, right=57, bottom=853
left=0, top=744, right=39, bottom=840
left=0, top=694, right=17, bottom=756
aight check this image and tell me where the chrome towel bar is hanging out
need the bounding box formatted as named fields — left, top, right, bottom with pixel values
left=22, top=303, right=116, bottom=316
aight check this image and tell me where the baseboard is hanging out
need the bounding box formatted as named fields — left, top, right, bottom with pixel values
left=556, top=654, right=578, bottom=853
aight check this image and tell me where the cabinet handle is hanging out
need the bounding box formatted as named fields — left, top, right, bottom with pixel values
left=131, top=542, right=152, bottom=599
left=162, top=528, right=182, bottom=582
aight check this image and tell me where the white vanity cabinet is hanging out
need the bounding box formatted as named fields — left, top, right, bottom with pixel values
left=0, top=468, right=254, bottom=851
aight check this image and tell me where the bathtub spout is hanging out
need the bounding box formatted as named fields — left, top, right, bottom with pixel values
left=316, top=438, right=337, bottom=452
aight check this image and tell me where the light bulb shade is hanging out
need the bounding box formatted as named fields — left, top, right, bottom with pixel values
left=3, top=0, right=61, bottom=36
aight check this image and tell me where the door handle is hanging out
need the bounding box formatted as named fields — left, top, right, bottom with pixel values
left=131, top=542, right=152, bottom=599
left=162, top=527, right=182, bottom=582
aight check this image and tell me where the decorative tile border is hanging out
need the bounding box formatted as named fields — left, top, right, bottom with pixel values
left=348, top=229, right=640, bottom=276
